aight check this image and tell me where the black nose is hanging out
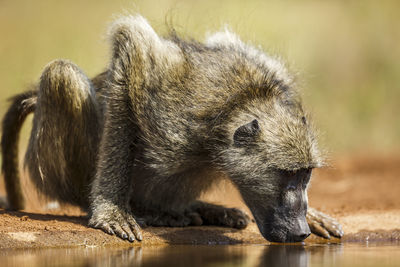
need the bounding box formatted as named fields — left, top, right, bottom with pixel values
left=258, top=217, right=311, bottom=243
left=288, top=217, right=311, bottom=242
left=261, top=229, right=311, bottom=243
left=298, top=231, right=311, bottom=241
left=288, top=230, right=311, bottom=242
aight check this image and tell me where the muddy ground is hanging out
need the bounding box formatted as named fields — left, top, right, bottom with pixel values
left=0, top=153, right=399, bottom=249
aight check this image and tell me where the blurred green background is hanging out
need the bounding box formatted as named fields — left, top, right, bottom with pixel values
left=0, top=0, right=399, bottom=155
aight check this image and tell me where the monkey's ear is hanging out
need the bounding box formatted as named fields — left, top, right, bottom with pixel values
left=233, top=119, right=260, bottom=146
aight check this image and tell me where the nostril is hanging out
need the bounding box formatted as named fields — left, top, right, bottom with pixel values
left=299, top=231, right=311, bottom=240
left=286, top=231, right=311, bottom=242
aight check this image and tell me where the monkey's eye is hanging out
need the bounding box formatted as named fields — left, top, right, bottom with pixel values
left=301, top=116, right=307, bottom=125
left=286, top=182, right=298, bottom=191
left=279, top=169, right=301, bottom=190
left=279, top=168, right=312, bottom=190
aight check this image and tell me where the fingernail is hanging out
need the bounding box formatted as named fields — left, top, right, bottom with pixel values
left=326, top=234, right=331, bottom=239
left=137, top=233, right=143, bottom=241
left=122, top=233, right=128, bottom=239
left=129, top=236, right=135, bottom=242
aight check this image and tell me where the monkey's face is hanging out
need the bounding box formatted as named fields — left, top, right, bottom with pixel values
left=228, top=164, right=312, bottom=242
left=220, top=99, right=322, bottom=242
left=241, top=168, right=312, bottom=243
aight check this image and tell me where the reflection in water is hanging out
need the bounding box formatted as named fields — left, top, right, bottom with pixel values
left=0, top=243, right=399, bottom=267
left=259, top=245, right=309, bottom=267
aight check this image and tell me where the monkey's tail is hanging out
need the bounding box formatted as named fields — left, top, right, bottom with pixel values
left=1, top=90, right=37, bottom=210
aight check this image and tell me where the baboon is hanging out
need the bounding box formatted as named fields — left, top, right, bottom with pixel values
left=1, top=15, right=343, bottom=242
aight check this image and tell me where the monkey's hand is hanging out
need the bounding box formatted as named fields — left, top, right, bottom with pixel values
left=306, top=207, right=344, bottom=239
left=89, top=205, right=143, bottom=242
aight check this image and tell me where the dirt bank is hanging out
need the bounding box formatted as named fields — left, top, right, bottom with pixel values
left=1, top=153, right=399, bottom=249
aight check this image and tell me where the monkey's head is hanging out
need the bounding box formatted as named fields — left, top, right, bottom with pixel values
left=216, top=85, right=323, bottom=243
left=204, top=29, right=323, bottom=242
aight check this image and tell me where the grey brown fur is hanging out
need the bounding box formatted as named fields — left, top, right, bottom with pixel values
left=1, top=15, right=343, bottom=242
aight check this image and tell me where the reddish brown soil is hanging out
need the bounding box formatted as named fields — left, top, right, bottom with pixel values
left=0, top=153, right=399, bottom=248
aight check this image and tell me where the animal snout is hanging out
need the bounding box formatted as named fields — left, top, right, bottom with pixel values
left=287, top=218, right=311, bottom=242
left=287, top=229, right=311, bottom=242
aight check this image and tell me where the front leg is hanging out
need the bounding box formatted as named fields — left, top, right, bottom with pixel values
left=89, top=30, right=142, bottom=242
left=89, top=15, right=162, bottom=242
left=307, top=207, right=344, bottom=239
left=189, top=201, right=251, bottom=229
left=90, top=15, right=184, bottom=241
left=88, top=89, right=142, bottom=242
left=139, top=201, right=251, bottom=229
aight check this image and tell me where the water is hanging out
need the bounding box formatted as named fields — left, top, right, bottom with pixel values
left=1, top=243, right=399, bottom=267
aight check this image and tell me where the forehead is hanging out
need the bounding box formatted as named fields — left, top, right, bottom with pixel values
left=252, top=100, right=321, bottom=170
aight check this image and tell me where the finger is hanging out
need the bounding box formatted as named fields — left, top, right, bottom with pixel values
left=111, top=223, right=129, bottom=240
left=324, top=221, right=344, bottom=238
left=127, top=216, right=143, bottom=241
left=232, top=208, right=251, bottom=222
left=308, top=208, right=344, bottom=238
left=235, top=217, right=248, bottom=229
left=121, top=224, right=136, bottom=242
left=308, top=219, right=330, bottom=239
left=317, top=214, right=344, bottom=238
left=88, top=219, right=115, bottom=235
left=101, top=223, right=115, bottom=236
left=186, top=212, right=203, bottom=226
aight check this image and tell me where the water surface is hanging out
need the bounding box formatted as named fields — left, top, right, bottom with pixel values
left=1, top=243, right=399, bottom=267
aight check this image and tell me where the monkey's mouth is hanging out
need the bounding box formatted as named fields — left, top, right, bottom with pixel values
left=259, top=225, right=309, bottom=243
left=254, top=215, right=311, bottom=243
